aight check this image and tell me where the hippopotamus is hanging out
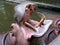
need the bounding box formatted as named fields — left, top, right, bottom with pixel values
left=0, top=1, right=38, bottom=45
left=0, top=1, right=60, bottom=45
left=11, top=1, right=60, bottom=45
left=13, top=1, right=53, bottom=38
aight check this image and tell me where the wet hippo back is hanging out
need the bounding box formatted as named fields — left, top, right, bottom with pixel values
left=0, top=32, right=16, bottom=45
left=0, top=34, right=4, bottom=45
left=4, top=32, right=16, bottom=45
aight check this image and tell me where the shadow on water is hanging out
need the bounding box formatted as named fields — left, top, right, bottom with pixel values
left=0, top=1, right=60, bottom=34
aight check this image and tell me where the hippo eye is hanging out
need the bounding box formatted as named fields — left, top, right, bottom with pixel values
left=28, top=4, right=31, bottom=8
left=12, top=33, right=15, bottom=36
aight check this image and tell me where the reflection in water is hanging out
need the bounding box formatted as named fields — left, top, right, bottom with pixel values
left=0, top=1, right=60, bottom=34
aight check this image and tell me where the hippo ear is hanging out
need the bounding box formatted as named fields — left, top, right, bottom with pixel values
left=26, top=4, right=31, bottom=9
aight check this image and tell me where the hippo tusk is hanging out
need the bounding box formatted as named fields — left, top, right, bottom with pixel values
left=25, top=22, right=37, bottom=32
left=35, top=12, right=46, bottom=27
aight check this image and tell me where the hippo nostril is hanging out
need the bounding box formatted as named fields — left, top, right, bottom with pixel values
left=11, top=26, right=13, bottom=29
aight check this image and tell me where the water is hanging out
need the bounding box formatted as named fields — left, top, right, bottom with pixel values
left=0, top=1, right=15, bottom=33
left=32, top=0, right=60, bottom=6
left=0, top=1, right=60, bottom=34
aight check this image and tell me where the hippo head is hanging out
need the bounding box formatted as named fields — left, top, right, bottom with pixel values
left=14, top=1, right=37, bottom=23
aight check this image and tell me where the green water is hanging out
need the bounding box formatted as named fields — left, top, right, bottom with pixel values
left=0, top=1, right=15, bottom=33
left=0, top=1, right=60, bottom=34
